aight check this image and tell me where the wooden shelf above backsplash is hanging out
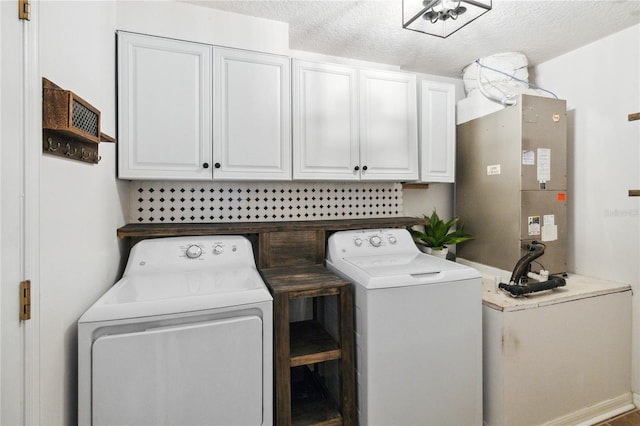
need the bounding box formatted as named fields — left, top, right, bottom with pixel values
left=118, top=217, right=428, bottom=268
left=117, top=217, right=427, bottom=240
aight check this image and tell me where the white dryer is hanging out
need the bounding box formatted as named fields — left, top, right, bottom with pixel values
left=326, top=228, right=482, bottom=426
left=78, top=235, right=272, bottom=426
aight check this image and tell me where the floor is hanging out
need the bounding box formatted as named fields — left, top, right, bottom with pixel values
left=596, top=409, right=640, bottom=426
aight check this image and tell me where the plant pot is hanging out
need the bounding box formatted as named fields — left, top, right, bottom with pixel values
left=421, top=246, right=449, bottom=258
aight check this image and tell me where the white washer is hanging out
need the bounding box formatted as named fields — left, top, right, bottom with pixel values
left=326, top=228, right=482, bottom=426
left=78, top=235, right=272, bottom=426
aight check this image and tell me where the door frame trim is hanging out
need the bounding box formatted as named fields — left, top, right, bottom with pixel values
left=21, top=1, right=41, bottom=424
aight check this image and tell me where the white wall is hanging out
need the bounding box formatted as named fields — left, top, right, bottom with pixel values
left=534, top=24, right=640, bottom=399
left=38, top=2, right=125, bottom=424
left=403, top=183, right=454, bottom=220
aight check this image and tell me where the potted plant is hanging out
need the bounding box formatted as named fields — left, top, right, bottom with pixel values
left=409, top=209, right=475, bottom=258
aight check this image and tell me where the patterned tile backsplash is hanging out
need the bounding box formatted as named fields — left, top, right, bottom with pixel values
left=130, top=181, right=404, bottom=223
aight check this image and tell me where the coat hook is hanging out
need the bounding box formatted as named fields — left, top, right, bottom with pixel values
left=81, top=148, right=90, bottom=161
left=47, top=137, right=60, bottom=152
left=64, top=143, right=77, bottom=157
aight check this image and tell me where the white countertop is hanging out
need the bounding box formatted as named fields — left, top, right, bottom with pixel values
left=458, top=259, right=632, bottom=312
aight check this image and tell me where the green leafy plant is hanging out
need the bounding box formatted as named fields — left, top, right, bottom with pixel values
left=409, top=209, right=476, bottom=251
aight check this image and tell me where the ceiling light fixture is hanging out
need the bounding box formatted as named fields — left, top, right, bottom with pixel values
left=402, top=0, right=492, bottom=38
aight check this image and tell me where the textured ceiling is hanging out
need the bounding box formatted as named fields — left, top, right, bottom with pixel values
left=184, top=0, right=640, bottom=77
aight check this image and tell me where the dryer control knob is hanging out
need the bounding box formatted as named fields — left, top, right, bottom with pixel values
left=388, top=236, right=397, bottom=244
left=185, top=244, right=202, bottom=259
left=213, top=244, right=224, bottom=255
left=369, top=235, right=382, bottom=247
left=354, top=237, right=363, bottom=247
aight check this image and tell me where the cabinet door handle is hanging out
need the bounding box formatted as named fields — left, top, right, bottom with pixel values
left=202, top=162, right=209, bottom=169
left=214, top=163, right=221, bottom=169
left=362, top=165, right=368, bottom=171
left=354, top=166, right=360, bottom=171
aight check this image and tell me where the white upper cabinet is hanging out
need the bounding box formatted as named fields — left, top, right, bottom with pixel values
left=118, top=32, right=291, bottom=181
left=214, top=48, right=291, bottom=180
left=359, top=70, right=418, bottom=181
left=292, top=60, right=418, bottom=181
left=118, top=32, right=445, bottom=183
left=292, top=60, right=359, bottom=180
left=118, top=32, right=213, bottom=180
left=418, top=80, right=456, bottom=183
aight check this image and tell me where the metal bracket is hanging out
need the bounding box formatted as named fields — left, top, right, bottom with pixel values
left=19, top=0, right=30, bottom=21
left=20, top=280, right=31, bottom=321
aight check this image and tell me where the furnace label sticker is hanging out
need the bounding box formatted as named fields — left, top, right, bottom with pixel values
left=487, top=164, right=501, bottom=175
left=528, top=216, right=541, bottom=236
left=522, top=150, right=535, bottom=165
left=541, top=225, right=558, bottom=242
left=537, top=148, right=551, bottom=183
left=541, top=214, right=558, bottom=241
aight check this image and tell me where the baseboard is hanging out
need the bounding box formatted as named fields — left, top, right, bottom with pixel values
left=539, top=393, right=634, bottom=426
left=634, top=392, right=640, bottom=408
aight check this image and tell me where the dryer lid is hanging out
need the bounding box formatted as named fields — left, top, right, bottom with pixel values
left=78, top=268, right=272, bottom=323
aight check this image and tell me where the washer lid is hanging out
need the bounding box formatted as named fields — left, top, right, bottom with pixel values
left=78, top=268, right=272, bottom=323
left=330, top=253, right=480, bottom=289
left=345, top=253, right=441, bottom=276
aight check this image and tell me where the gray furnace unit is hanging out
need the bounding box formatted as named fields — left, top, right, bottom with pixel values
left=456, top=94, right=567, bottom=275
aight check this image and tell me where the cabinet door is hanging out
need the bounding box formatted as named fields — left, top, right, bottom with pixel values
left=214, top=48, right=291, bottom=180
left=118, top=32, right=212, bottom=180
left=359, top=70, right=418, bottom=181
left=292, top=60, right=360, bottom=180
left=419, top=81, right=456, bottom=182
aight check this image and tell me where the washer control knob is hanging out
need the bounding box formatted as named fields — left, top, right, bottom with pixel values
left=354, top=237, right=363, bottom=247
left=388, top=235, right=397, bottom=244
left=213, top=245, right=224, bottom=255
left=369, top=235, right=382, bottom=247
left=185, top=244, right=202, bottom=259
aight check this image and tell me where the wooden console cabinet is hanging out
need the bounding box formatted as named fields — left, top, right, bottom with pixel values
left=262, top=265, right=355, bottom=426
